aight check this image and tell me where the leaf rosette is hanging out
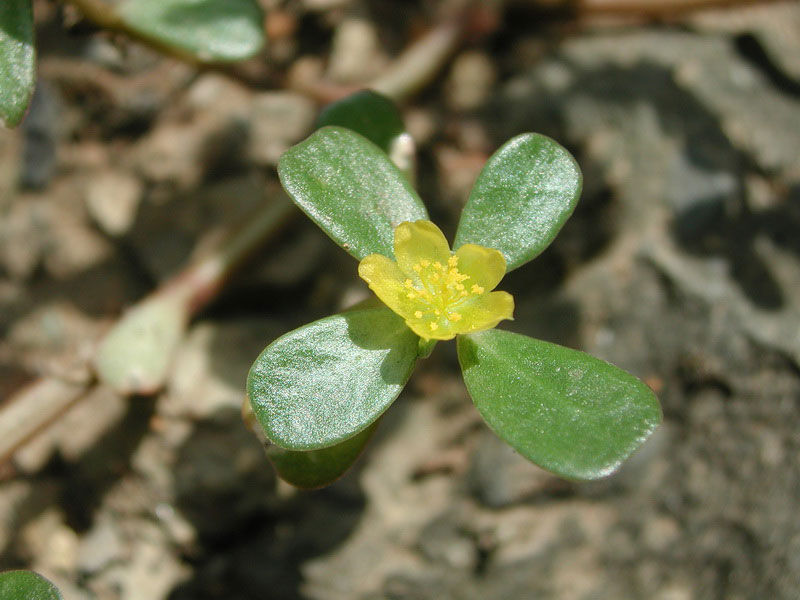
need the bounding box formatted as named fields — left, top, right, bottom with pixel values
left=247, top=97, right=661, bottom=488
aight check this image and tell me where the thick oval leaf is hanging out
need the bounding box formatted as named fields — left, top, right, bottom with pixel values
left=0, top=570, right=62, bottom=600
left=457, top=330, right=661, bottom=480
left=316, top=90, right=405, bottom=154
left=454, top=133, right=582, bottom=272
left=94, top=291, right=189, bottom=395
left=265, top=421, right=377, bottom=489
left=0, top=0, right=35, bottom=127
left=278, top=126, right=427, bottom=260
left=117, top=0, right=264, bottom=62
left=247, top=305, right=419, bottom=450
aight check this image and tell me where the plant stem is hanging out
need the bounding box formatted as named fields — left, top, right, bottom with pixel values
left=95, top=195, right=295, bottom=395
left=172, top=194, right=296, bottom=315
left=0, top=197, right=295, bottom=465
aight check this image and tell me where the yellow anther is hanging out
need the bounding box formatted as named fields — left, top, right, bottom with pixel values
left=429, top=322, right=439, bottom=331
left=420, top=259, right=430, bottom=268
left=471, top=284, right=484, bottom=295
left=434, top=309, right=441, bottom=316
left=414, top=311, right=423, bottom=319
left=448, top=312, right=462, bottom=322
left=407, top=292, right=417, bottom=299
left=431, top=272, right=440, bottom=282
left=413, top=263, right=422, bottom=273
left=455, top=283, right=465, bottom=291
left=433, top=261, right=443, bottom=270
left=404, top=279, right=414, bottom=288
left=460, top=290, right=468, bottom=297
left=448, top=255, right=458, bottom=267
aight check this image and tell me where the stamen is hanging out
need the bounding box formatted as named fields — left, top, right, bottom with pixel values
left=420, top=259, right=430, bottom=268
left=471, top=284, right=484, bottom=295
left=404, top=279, right=414, bottom=288
left=448, top=312, right=462, bottom=322
left=413, top=264, right=422, bottom=273
left=433, top=261, right=443, bottom=270
left=407, top=292, right=417, bottom=299
left=429, top=322, right=439, bottom=331
left=448, top=255, right=458, bottom=267
left=414, top=311, right=423, bottom=319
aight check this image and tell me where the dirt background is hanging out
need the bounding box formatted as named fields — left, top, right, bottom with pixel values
left=1, top=1, right=800, bottom=598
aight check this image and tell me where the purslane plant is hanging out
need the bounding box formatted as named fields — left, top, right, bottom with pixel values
left=246, top=123, right=661, bottom=488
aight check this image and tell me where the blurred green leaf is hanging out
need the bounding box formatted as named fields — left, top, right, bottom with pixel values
left=265, top=421, right=378, bottom=488
left=117, top=0, right=264, bottom=62
left=0, top=571, right=62, bottom=600
left=316, top=90, right=405, bottom=154
left=278, top=126, right=427, bottom=260
left=0, top=0, right=35, bottom=127
left=247, top=305, right=418, bottom=450
left=94, top=291, right=189, bottom=395
left=454, top=133, right=582, bottom=272
left=457, top=330, right=661, bottom=480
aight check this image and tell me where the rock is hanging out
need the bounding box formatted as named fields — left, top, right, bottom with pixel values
left=117, top=522, right=189, bottom=600
left=467, top=432, right=569, bottom=509
left=327, top=19, right=387, bottom=84
left=163, top=319, right=283, bottom=420
left=21, top=508, right=80, bottom=573
left=85, top=170, right=143, bottom=236
left=248, top=91, right=315, bottom=166
left=445, top=51, right=496, bottom=112
left=77, top=516, right=124, bottom=574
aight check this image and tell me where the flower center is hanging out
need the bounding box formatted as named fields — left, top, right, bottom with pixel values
left=402, top=255, right=485, bottom=332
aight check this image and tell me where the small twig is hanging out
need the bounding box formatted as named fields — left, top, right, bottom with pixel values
left=291, top=14, right=469, bottom=105
left=576, top=0, right=788, bottom=19
left=0, top=378, right=91, bottom=465
left=169, top=194, right=297, bottom=314
left=371, top=20, right=462, bottom=104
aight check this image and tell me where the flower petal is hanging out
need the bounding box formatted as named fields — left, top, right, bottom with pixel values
left=451, top=291, right=514, bottom=335
left=358, top=254, right=415, bottom=321
left=454, top=244, right=507, bottom=291
left=404, top=318, right=458, bottom=341
left=394, top=220, right=451, bottom=276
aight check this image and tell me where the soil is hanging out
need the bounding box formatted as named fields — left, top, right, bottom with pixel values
left=1, top=1, right=799, bottom=599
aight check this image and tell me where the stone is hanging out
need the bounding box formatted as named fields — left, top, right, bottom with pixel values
left=85, top=170, right=143, bottom=236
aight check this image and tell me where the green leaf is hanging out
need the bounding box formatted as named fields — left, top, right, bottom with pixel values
left=0, top=570, right=62, bottom=600
left=454, top=133, right=582, bottom=272
left=247, top=305, right=419, bottom=450
left=94, top=291, right=189, bottom=395
left=457, top=330, right=661, bottom=480
left=117, top=0, right=265, bottom=62
left=265, top=421, right=377, bottom=489
left=316, top=90, right=405, bottom=154
left=278, top=126, right=427, bottom=260
left=0, top=0, right=35, bottom=128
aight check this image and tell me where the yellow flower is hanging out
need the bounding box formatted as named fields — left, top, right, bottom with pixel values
left=358, top=220, right=514, bottom=340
